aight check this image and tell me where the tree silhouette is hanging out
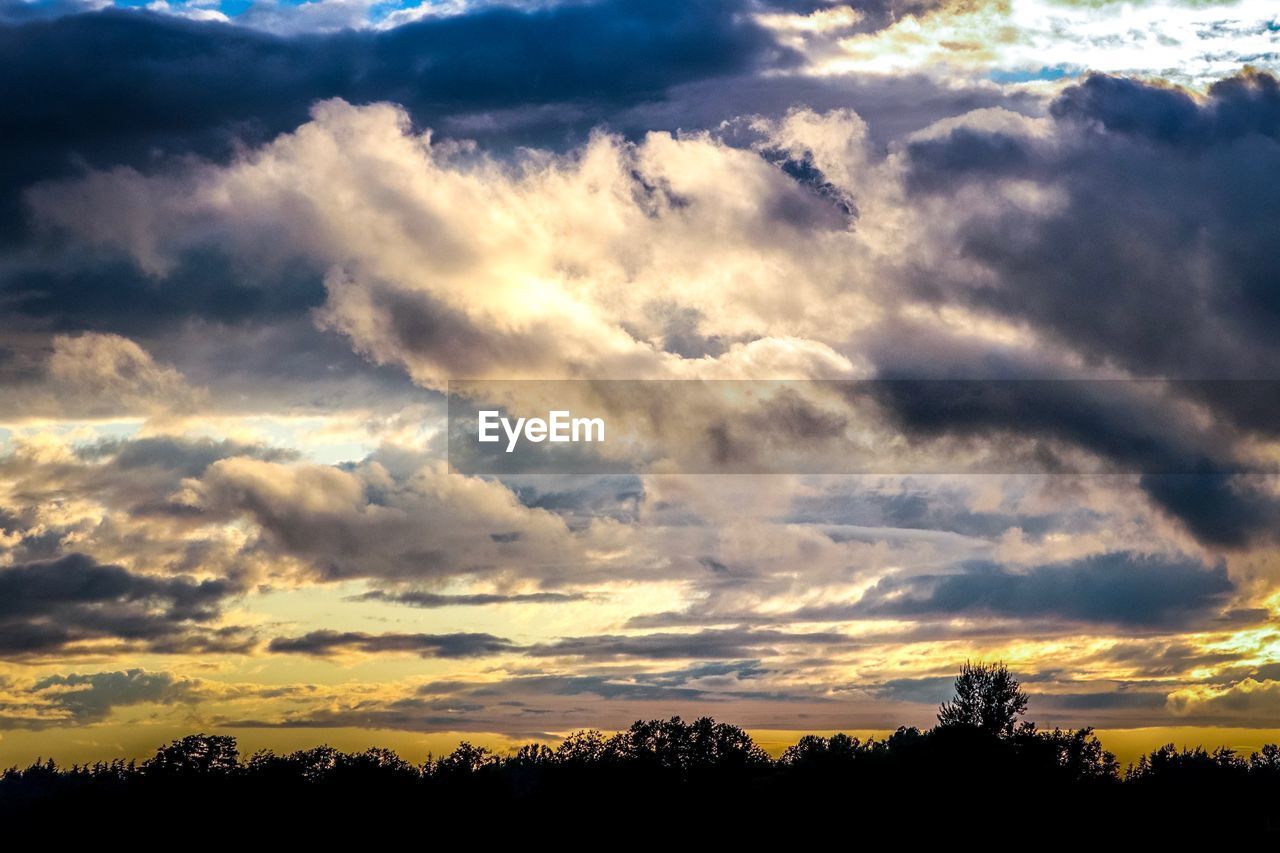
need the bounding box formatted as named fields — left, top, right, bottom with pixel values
left=604, top=716, right=770, bottom=776
left=432, top=741, right=497, bottom=777
left=779, top=733, right=869, bottom=769
left=141, top=734, right=239, bottom=777
left=1251, top=743, right=1280, bottom=780
left=937, top=661, right=1028, bottom=737
left=555, top=729, right=609, bottom=766
left=1127, top=743, right=1249, bottom=785
left=1013, top=725, right=1119, bottom=782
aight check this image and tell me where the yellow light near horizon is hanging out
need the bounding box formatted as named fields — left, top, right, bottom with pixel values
left=6, top=724, right=1280, bottom=775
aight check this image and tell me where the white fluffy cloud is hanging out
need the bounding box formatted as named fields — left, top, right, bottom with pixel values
left=185, top=454, right=631, bottom=584
left=0, top=332, right=205, bottom=424
left=29, top=99, right=933, bottom=387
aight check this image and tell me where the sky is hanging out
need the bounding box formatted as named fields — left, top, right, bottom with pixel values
left=2, top=0, right=1280, bottom=767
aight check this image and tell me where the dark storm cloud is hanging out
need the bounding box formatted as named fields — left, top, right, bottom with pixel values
left=0, top=0, right=101, bottom=20
left=1041, top=690, right=1168, bottom=712
left=0, top=553, right=232, bottom=621
left=266, top=629, right=517, bottom=658
left=871, top=675, right=956, bottom=704
left=0, top=553, right=249, bottom=656
left=1051, top=71, right=1280, bottom=148
left=860, top=381, right=1237, bottom=474
left=30, top=669, right=200, bottom=723
left=0, top=668, right=202, bottom=730
left=0, top=3, right=793, bottom=234
left=1138, top=471, right=1278, bottom=549
left=0, top=0, right=99, bottom=24
left=904, top=71, right=1280, bottom=383
left=79, top=435, right=297, bottom=476
left=353, top=589, right=589, bottom=608
left=1, top=251, right=328, bottom=336
left=887, top=77, right=1280, bottom=550
left=904, top=128, right=1036, bottom=193
left=859, top=379, right=1280, bottom=546
left=853, top=552, right=1234, bottom=629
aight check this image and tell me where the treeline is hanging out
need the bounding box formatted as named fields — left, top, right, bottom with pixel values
left=8, top=719, right=1279, bottom=788
left=3, top=664, right=1278, bottom=835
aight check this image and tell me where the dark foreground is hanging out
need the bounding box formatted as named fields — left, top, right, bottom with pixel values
left=4, top=718, right=1279, bottom=837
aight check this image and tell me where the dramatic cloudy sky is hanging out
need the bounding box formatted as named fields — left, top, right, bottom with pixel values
left=2, top=0, right=1280, bottom=765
